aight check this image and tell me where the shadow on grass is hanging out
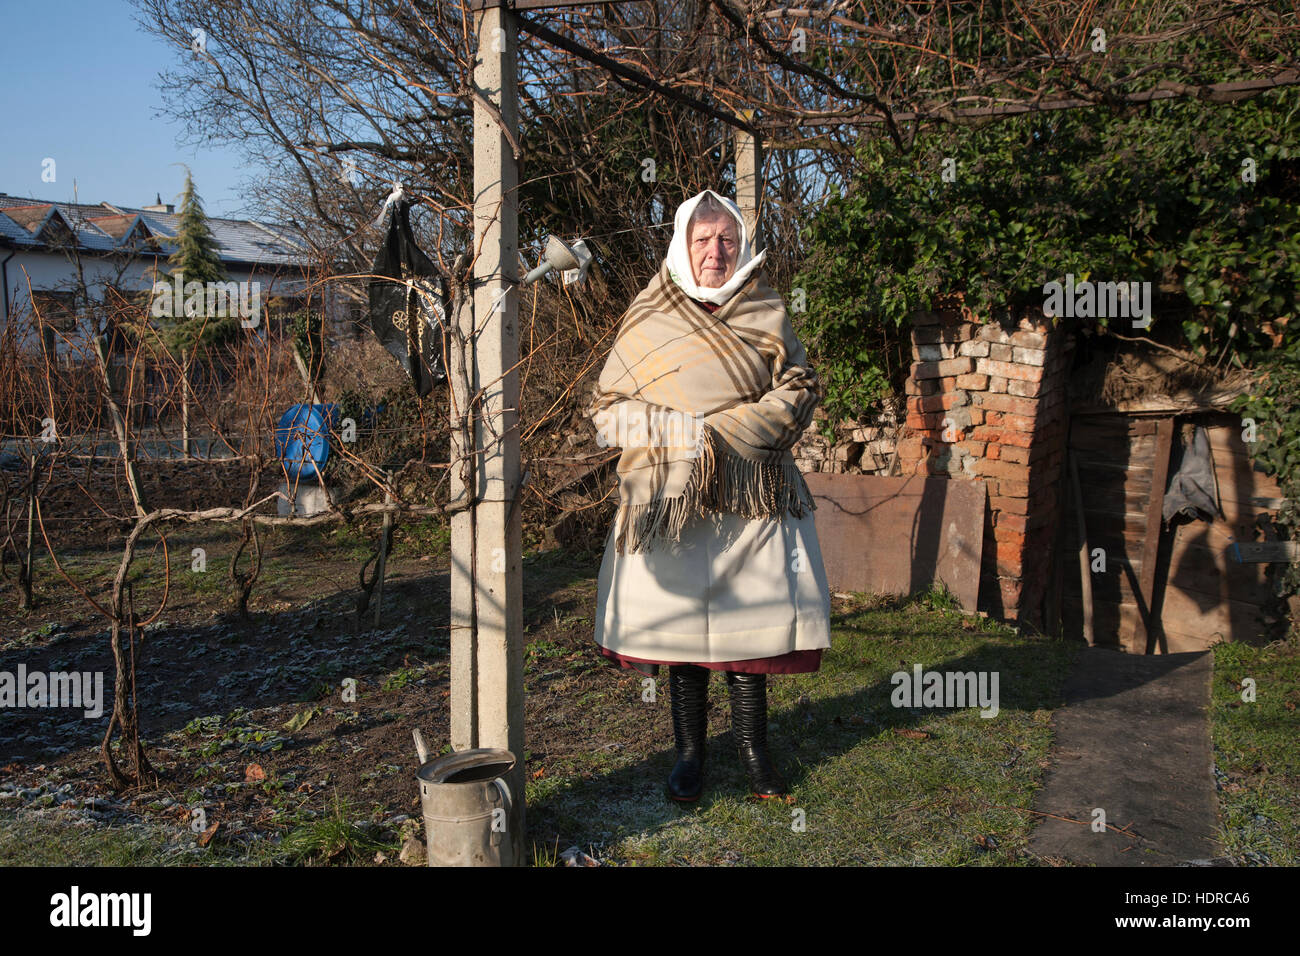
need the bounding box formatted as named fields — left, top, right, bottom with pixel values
left=526, top=631, right=1082, bottom=865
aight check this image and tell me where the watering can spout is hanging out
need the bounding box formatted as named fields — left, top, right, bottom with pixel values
left=412, top=727, right=430, bottom=764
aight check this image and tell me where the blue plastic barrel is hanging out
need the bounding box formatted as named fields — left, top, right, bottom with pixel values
left=275, top=403, right=340, bottom=479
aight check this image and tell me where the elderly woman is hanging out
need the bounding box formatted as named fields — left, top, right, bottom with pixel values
left=587, top=189, right=831, bottom=802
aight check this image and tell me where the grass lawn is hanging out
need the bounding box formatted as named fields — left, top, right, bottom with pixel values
left=1210, top=631, right=1300, bottom=865
left=525, top=590, right=1078, bottom=866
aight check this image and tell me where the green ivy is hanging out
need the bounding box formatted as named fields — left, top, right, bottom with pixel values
left=1230, top=343, right=1300, bottom=595
left=795, top=90, right=1300, bottom=425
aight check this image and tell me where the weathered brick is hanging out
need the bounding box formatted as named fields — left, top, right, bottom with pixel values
left=1037, top=386, right=1063, bottom=409
left=967, top=407, right=985, bottom=425
left=997, top=478, right=1030, bottom=498
left=1027, top=439, right=1058, bottom=464
left=913, top=359, right=972, bottom=380
left=958, top=440, right=987, bottom=457
left=999, top=577, right=1024, bottom=610
left=1006, top=377, right=1043, bottom=398
left=914, top=342, right=960, bottom=361
left=974, top=458, right=1027, bottom=481
left=958, top=339, right=990, bottom=358
left=986, top=442, right=1001, bottom=460
left=972, top=425, right=1035, bottom=448
left=990, top=343, right=1014, bottom=362
left=976, top=359, right=1044, bottom=383
left=1012, top=346, right=1047, bottom=367
left=1009, top=329, right=1047, bottom=349
left=996, top=511, right=1029, bottom=534
left=1017, top=314, right=1049, bottom=333
left=979, top=324, right=1013, bottom=345
left=1026, top=507, right=1057, bottom=531
left=974, top=392, right=1039, bottom=418
left=912, top=324, right=974, bottom=346
left=895, top=437, right=925, bottom=460
left=990, top=494, right=1031, bottom=515
left=913, top=391, right=969, bottom=413
left=905, top=411, right=947, bottom=431
left=955, top=373, right=988, bottom=390
left=999, top=445, right=1029, bottom=464
left=996, top=544, right=1025, bottom=577
left=1000, top=412, right=1038, bottom=434
left=1029, top=462, right=1063, bottom=492
left=988, top=376, right=1009, bottom=394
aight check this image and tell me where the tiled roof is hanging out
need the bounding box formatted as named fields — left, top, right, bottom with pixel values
left=86, top=214, right=141, bottom=240
left=3, top=204, right=56, bottom=233
left=0, top=193, right=311, bottom=267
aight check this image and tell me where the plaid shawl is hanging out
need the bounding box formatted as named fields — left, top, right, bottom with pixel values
left=589, top=260, right=821, bottom=553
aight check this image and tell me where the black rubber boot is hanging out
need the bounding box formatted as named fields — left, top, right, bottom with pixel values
left=667, top=665, right=709, bottom=802
left=726, top=672, right=788, bottom=798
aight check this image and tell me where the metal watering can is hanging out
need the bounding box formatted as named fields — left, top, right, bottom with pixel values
left=412, top=730, right=515, bottom=867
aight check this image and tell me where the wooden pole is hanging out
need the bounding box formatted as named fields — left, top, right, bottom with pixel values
left=451, top=0, right=525, bottom=865
left=1070, top=452, right=1095, bottom=647
left=734, top=108, right=764, bottom=253
left=374, top=472, right=394, bottom=628
left=22, top=452, right=35, bottom=610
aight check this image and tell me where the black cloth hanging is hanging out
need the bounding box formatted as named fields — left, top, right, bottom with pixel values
left=1162, top=424, right=1223, bottom=524
left=367, top=199, right=448, bottom=397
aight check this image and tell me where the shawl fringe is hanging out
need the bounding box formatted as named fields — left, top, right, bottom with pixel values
left=614, top=426, right=817, bottom=554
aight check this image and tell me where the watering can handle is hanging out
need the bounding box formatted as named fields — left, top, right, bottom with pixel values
left=493, top=776, right=513, bottom=814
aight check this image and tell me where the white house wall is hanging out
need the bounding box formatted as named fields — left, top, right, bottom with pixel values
left=3, top=248, right=333, bottom=358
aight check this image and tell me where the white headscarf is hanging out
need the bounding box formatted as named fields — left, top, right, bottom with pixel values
left=664, top=189, right=767, bottom=306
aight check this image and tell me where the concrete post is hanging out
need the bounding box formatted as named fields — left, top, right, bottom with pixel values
left=449, top=0, right=526, bottom=865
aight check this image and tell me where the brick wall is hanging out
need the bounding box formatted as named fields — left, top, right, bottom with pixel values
left=792, top=406, right=902, bottom=475
left=895, top=308, right=1074, bottom=626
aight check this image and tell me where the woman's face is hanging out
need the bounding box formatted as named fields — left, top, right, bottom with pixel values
left=688, top=213, right=738, bottom=288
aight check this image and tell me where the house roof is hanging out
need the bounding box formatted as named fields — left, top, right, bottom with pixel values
left=0, top=192, right=312, bottom=268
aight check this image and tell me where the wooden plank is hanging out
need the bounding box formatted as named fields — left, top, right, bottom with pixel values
left=803, top=473, right=986, bottom=611
left=1229, top=541, right=1300, bottom=563
left=1209, top=450, right=1284, bottom=513
left=1247, top=497, right=1289, bottom=509
left=1165, top=526, right=1270, bottom=597
left=1132, top=417, right=1176, bottom=652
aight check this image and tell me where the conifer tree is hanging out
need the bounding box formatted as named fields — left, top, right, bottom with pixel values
left=163, top=169, right=239, bottom=351
left=158, top=170, right=239, bottom=455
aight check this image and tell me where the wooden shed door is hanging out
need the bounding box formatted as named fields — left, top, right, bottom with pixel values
left=1060, top=411, right=1286, bottom=653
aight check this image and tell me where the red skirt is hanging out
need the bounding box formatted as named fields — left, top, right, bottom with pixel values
left=597, top=645, right=822, bottom=676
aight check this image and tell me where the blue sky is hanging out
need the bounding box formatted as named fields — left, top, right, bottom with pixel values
left=0, top=0, right=251, bottom=217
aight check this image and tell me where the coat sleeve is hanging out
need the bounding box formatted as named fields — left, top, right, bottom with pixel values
left=702, top=317, right=822, bottom=459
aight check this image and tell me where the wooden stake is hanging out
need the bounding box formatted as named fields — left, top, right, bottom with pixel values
left=1133, top=417, right=1176, bottom=654
left=1070, top=452, right=1095, bottom=646
left=374, top=472, right=393, bottom=628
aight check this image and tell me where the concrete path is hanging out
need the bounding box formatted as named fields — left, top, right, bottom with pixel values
left=1027, top=647, right=1224, bottom=866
